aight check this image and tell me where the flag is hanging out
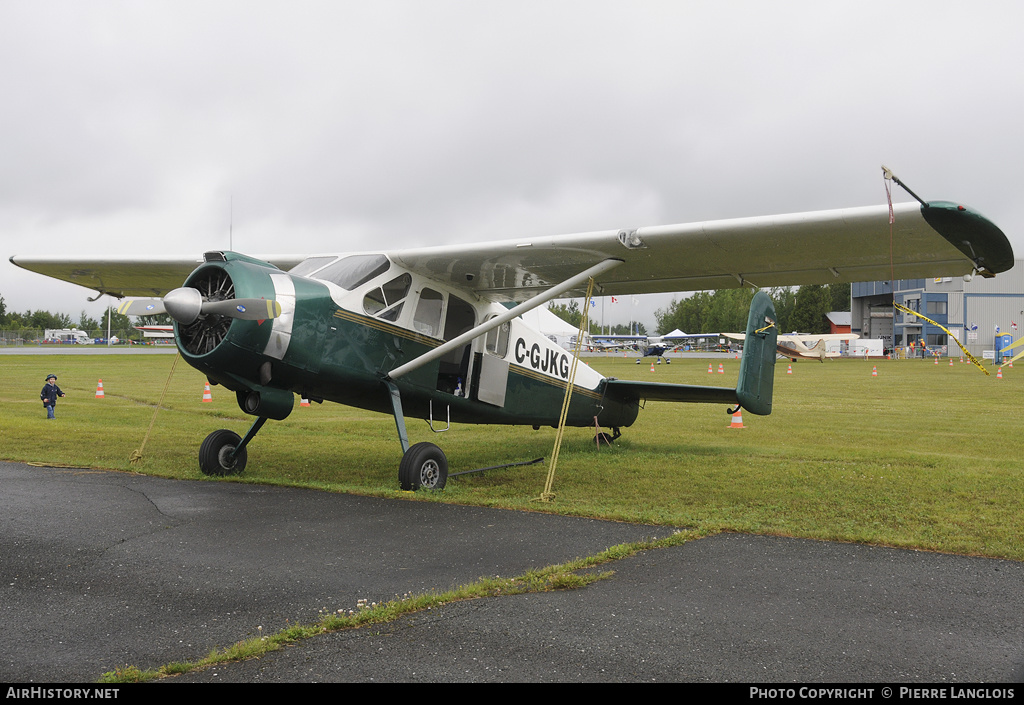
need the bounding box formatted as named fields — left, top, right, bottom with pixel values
left=1013, top=321, right=1018, bottom=331
left=611, top=297, right=618, bottom=303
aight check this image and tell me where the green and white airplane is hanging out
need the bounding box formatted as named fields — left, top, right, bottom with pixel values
left=11, top=197, right=1012, bottom=490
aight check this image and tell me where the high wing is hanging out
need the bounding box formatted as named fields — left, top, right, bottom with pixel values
left=386, top=201, right=1012, bottom=300
left=9, top=200, right=1012, bottom=301
left=6, top=254, right=307, bottom=299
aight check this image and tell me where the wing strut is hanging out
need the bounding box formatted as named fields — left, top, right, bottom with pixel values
left=386, top=258, right=623, bottom=381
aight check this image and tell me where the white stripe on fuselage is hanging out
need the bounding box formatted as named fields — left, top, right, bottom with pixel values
left=265, top=273, right=296, bottom=360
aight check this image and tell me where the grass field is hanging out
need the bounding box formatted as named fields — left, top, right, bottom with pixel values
left=3, top=352, right=1022, bottom=561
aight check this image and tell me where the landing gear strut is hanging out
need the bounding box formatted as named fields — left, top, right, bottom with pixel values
left=386, top=380, right=449, bottom=491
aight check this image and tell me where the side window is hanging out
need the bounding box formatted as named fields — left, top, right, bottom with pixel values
left=363, top=274, right=412, bottom=322
left=413, top=288, right=444, bottom=337
left=485, top=317, right=510, bottom=357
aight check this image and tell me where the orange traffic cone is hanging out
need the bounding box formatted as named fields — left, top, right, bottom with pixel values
left=650, top=362, right=656, bottom=372
left=997, top=367, right=1003, bottom=379
left=949, top=359, right=954, bottom=366
left=718, top=363, right=724, bottom=374
left=300, top=397, right=310, bottom=407
left=729, top=409, right=745, bottom=428
left=95, top=379, right=104, bottom=398
left=708, top=364, right=713, bottom=374
left=202, top=383, right=213, bottom=402
left=787, top=365, right=793, bottom=375
left=871, top=366, right=878, bottom=377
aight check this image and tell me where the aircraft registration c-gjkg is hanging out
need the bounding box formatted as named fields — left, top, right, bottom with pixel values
left=10, top=193, right=1013, bottom=490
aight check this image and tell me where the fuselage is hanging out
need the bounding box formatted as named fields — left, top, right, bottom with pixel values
left=175, top=252, right=640, bottom=429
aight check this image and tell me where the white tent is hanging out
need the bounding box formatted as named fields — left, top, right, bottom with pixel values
left=520, top=308, right=589, bottom=349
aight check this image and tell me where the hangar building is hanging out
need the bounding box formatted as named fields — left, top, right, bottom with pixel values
left=851, top=260, right=1024, bottom=359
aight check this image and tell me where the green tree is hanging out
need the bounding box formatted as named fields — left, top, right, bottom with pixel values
left=78, top=310, right=100, bottom=332
left=25, top=309, right=72, bottom=330
left=769, top=287, right=797, bottom=333
left=548, top=300, right=583, bottom=328
left=99, top=308, right=139, bottom=340
left=827, top=282, right=851, bottom=312
left=789, top=284, right=831, bottom=333
left=656, top=289, right=755, bottom=335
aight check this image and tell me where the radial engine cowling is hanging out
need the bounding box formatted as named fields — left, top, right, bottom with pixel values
left=173, top=252, right=313, bottom=417
left=174, top=253, right=281, bottom=357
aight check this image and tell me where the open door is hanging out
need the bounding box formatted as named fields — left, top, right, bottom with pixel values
left=436, top=295, right=476, bottom=395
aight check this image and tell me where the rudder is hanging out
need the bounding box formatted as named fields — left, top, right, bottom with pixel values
left=736, top=291, right=777, bottom=415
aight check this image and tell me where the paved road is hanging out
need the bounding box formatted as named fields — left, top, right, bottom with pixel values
left=2, top=461, right=1022, bottom=683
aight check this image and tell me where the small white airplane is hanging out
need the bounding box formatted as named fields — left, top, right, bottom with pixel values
left=723, top=331, right=860, bottom=362
left=592, top=331, right=723, bottom=363
left=9, top=191, right=1012, bottom=489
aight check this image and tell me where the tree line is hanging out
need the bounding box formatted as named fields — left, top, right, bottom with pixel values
left=0, top=294, right=136, bottom=333
left=0, top=294, right=175, bottom=342
left=547, top=300, right=649, bottom=336
left=654, top=283, right=850, bottom=336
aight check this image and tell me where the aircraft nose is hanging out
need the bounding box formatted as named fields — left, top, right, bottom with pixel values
left=164, top=287, right=204, bottom=325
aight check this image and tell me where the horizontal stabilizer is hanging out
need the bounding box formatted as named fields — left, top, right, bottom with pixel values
left=603, top=379, right=738, bottom=406
left=602, top=291, right=777, bottom=415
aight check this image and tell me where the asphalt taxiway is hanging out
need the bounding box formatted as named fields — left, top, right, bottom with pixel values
left=2, top=460, right=1021, bottom=683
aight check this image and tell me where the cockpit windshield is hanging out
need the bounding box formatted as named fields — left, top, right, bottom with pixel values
left=289, top=256, right=336, bottom=278
left=308, top=254, right=390, bottom=290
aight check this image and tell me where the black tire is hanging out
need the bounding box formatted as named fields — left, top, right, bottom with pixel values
left=199, top=429, right=247, bottom=476
left=595, top=432, right=615, bottom=446
left=398, top=442, right=448, bottom=491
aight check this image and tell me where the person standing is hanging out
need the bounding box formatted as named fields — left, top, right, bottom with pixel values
left=40, top=374, right=65, bottom=419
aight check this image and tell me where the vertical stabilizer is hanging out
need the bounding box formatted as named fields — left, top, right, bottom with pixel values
left=736, top=291, right=777, bottom=415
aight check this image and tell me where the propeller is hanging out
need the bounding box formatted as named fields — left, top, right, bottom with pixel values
left=115, top=288, right=282, bottom=324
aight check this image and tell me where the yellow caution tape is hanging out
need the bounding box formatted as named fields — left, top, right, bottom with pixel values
left=893, top=302, right=988, bottom=375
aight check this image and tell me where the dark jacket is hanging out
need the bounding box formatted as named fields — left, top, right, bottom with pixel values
left=40, top=382, right=65, bottom=407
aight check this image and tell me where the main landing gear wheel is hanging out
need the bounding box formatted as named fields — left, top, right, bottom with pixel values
left=199, top=429, right=247, bottom=476
left=399, top=442, right=448, bottom=491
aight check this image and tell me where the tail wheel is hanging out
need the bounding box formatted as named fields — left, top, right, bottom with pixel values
left=199, top=429, right=247, bottom=476
left=399, top=442, right=448, bottom=491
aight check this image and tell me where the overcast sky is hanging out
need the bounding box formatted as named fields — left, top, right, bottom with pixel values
left=2, top=0, right=1021, bottom=331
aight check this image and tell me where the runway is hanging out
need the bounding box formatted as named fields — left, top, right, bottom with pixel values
left=2, top=461, right=1021, bottom=683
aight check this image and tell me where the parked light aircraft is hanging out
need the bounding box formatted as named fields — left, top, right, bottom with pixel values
left=10, top=196, right=1012, bottom=490
left=723, top=332, right=861, bottom=362
left=591, top=331, right=723, bottom=363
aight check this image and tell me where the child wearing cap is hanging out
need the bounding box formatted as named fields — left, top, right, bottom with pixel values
left=40, top=374, right=66, bottom=419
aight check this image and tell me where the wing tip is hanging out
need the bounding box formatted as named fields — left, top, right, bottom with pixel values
left=922, top=201, right=1014, bottom=275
